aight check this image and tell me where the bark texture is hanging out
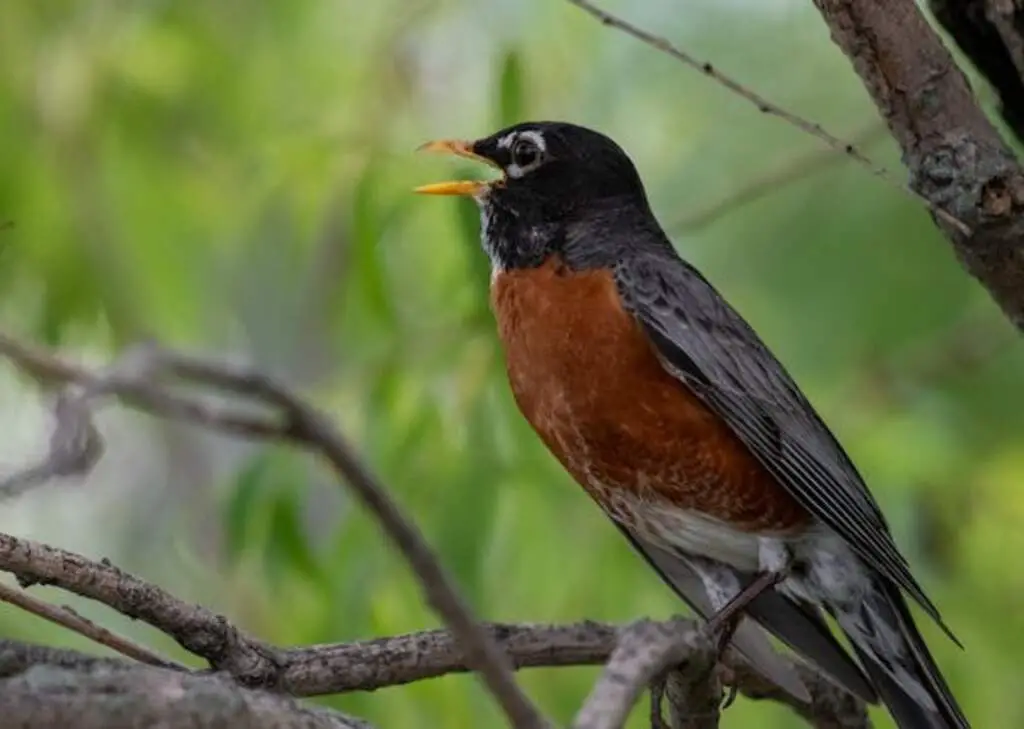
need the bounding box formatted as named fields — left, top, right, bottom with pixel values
left=0, top=641, right=371, bottom=729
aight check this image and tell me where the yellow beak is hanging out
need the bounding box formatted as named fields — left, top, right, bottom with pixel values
left=414, top=139, right=503, bottom=196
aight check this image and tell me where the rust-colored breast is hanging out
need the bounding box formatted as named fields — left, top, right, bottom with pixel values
left=490, top=257, right=809, bottom=533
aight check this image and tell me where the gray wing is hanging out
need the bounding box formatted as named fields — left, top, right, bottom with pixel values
left=617, top=525, right=878, bottom=704
left=614, top=250, right=954, bottom=639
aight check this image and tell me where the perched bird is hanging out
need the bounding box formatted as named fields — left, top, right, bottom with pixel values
left=416, top=121, right=968, bottom=728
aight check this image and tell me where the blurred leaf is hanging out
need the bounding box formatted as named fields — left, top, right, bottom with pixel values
left=223, top=448, right=322, bottom=584
left=452, top=185, right=491, bottom=328
left=265, top=487, right=326, bottom=587
left=496, top=49, right=525, bottom=128
left=222, top=449, right=278, bottom=563
left=350, top=160, right=397, bottom=328
left=432, top=398, right=505, bottom=595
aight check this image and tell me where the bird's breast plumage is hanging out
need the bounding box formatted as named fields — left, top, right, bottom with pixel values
left=489, top=255, right=810, bottom=536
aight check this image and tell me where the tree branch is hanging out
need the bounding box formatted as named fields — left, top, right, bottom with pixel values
left=0, top=334, right=548, bottom=729
left=0, top=335, right=875, bottom=727
left=569, top=0, right=1024, bottom=330
left=672, top=123, right=889, bottom=232
left=573, top=620, right=720, bottom=729
left=0, top=580, right=182, bottom=670
left=0, top=639, right=372, bottom=729
left=0, top=527, right=866, bottom=727
left=812, top=0, right=1024, bottom=329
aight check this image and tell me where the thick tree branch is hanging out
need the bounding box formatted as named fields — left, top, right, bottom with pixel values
left=812, top=0, right=1024, bottom=329
left=0, top=640, right=372, bottom=729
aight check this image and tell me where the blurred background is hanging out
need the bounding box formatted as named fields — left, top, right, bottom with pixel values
left=1, top=0, right=1021, bottom=727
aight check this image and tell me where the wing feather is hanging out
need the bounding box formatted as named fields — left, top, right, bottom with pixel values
left=614, top=251, right=955, bottom=640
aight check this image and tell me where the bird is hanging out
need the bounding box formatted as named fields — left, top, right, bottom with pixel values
left=415, top=121, right=968, bottom=728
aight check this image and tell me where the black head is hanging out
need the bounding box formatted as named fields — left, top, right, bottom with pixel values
left=417, top=121, right=661, bottom=270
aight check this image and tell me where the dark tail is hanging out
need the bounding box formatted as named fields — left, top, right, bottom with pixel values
left=745, top=588, right=877, bottom=704
left=834, top=578, right=969, bottom=729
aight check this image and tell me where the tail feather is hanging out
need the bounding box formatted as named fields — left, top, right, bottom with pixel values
left=745, top=587, right=877, bottom=704
left=834, top=578, right=968, bottom=729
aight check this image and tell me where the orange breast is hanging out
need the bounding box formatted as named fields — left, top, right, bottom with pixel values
left=490, top=257, right=809, bottom=533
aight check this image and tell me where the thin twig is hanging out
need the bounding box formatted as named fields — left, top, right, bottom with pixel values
left=0, top=335, right=285, bottom=440
left=565, top=0, right=971, bottom=235
left=673, top=123, right=889, bottom=232
left=0, top=336, right=549, bottom=729
left=0, top=580, right=183, bottom=670
left=0, top=532, right=279, bottom=682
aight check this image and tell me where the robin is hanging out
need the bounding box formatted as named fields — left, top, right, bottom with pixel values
left=415, top=121, right=968, bottom=729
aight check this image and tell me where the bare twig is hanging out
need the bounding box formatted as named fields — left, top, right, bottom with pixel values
left=673, top=123, right=888, bottom=232
left=573, top=619, right=719, bottom=729
left=0, top=532, right=279, bottom=683
left=0, top=335, right=285, bottom=438
left=565, top=0, right=971, bottom=235
left=0, top=336, right=548, bottom=729
left=0, top=580, right=183, bottom=670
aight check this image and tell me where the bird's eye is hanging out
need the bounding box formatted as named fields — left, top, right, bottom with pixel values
left=511, top=138, right=540, bottom=169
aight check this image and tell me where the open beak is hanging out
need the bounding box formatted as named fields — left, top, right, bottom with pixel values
left=414, top=139, right=503, bottom=196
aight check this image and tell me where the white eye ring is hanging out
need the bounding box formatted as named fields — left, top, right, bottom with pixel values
left=503, top=131, right=546, bottom=179
left=511, top=138, right=539, bottom=168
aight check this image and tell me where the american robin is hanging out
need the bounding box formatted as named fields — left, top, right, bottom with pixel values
left=416, top=121, right=968, bottom=729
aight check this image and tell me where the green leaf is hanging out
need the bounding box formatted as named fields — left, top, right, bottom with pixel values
left=222, top=450, right=276, bottom=563
left=451, top=179, right=491, bottom=328
left=350, top=160, right=396, bottom=327
left=496, top=49, right=525, bottom=128
left=264, top=487, right=325, bottom=586
left=432, top=398, right=505, bottom=595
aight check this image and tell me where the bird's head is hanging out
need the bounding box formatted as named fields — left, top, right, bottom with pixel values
left=416, top=121, right=656, bottom=270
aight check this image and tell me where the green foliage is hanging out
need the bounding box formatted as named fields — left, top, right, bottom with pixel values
left=1, top=2, right=1021, bottom=728
left=497, top=49, right=526, bottom=128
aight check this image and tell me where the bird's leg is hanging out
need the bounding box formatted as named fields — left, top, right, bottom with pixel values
left=704, top=568, right=787, bottom=639
left=703, top=539, right=794, bottom=655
